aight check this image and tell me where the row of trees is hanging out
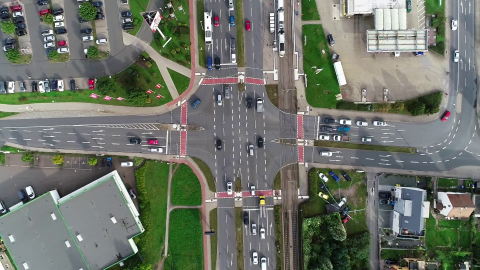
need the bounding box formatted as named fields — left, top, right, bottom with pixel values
left=21, top=152, right=98, bottom=166
left=303, top=213, right=370, bottom=270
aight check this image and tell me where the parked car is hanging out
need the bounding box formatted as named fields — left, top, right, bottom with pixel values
left=54, top=22, right=64, bottom=28
left=82, top=35, right=93, bottom=42
left=13, top=16, right=24, bottom=24
left=69, top=79, right=75, bottom=91
left=88, top=78, right=95, bottom=89
left=318, top=192, right=329, bottom=200
left=129, top=189, right=136, bottom=199
left=341, top=171, right=351, bottom=181
left=10, top=5, right=22, bottom=11
left=342, top=216, right=351, bottom=223
left=106, top=157, right=112, bottom=166
left=44, top=35, right=55, bottom=42
left=148, top=147, right=163, bottom=153
left=96, top=38, right=107, bottom=44
left=12, top=11, right=23, bottom=18
left=44, top=79, right=50, bottom=92
left=337, top=126, right=350, bottom=132
left=80, top=28, right=93, bottom=34
left=320, top=126, right=333, bottom=132
left=379, top=192, right=391, bottom=198
left=19, top=81, right=26, bottom=92
left=121, top=11, right=132, bottom=17
left=57, top=80, right=64, bottom=91
left=318, top=135, right=330, bottom=141
left=16, top=23, right=26, bottom=30
left=122, top=22, right=134, bottom=30
left=329, top=171, right=340, bottom=182
left=3, top=44, right=14, bottom=51
left=44, top=42, right=54, bottom=49
left=16, top=29, right=27, bottom=36
left=7, top=81, right=14, bottom=93
left=53, top=14, right=64, bottom=22
left=339, top=119, right=352, bottom=125
left=52, top=8, right=64, bottom=15
left=57, top=47, right=69, bottom=53
left=37, top=0, right=49, bottom=5
left=121, top=161, right=133, bottom=167
left=25, top=186, right=35, bottom=199
left=38, top=9, right=50, bottom=16
left=373, top=121, right=387, bottom=126
left=95, top=13, right=104, bottom=20
left=55, top=28, right=67, bottom=34
left=31, top=81, right=37, bottom=92
left=78, top=16, right=87, bottom=23
left=38, top=80, right=45, bottom=93
left=317, top=172, right=329, bottom=182
left=322, top=117, right=335, bottom=124
left=327, top=34, right=335, bottom=46
left=122, top=17, right=133, bottom=23
left=42, top=29, right=53, bottom=36
left=0, top=12, right=10, bottom=20
left=356, top=121, right=368, bottom=126
left=92, top=1, right=103, bottom=7
left=51, top=79, right=57, bottom=91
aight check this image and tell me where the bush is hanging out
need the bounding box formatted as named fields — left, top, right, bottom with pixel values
left=407, top=100, right=426, bottom=116
left=21, top=152, right=34, bottom=163
left=391, top=102, right=405, bottom=113
left=5, top=49, right=20, bottom=61
left=42, top=14, right=54, bottom=24
left=52, top=155, right=64, bottom=165
left=87, top=46, right=99, bottom=58
left=145, top=61, right=152, bottom=68
left=336, top=101, right=358, bottom=110
left=419, top=92, right=442, bottom=115
left=126, top=88, right=148, bottom=106
left=88, top=157, right=97, bottom=166
left=79, top=2, right=97, bottom=21
left=1, top=21, right=15, bottom=34
left=145, top=97, right=152, bottom=103
left=97, top=80, right=116, bottom=95
left=48, top=50, right=59, bottom=59
left=430, top=42, right=445, bottom=55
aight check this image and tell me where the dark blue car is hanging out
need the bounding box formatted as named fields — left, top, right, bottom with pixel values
left=229, top=15, right=235, bottom=26
left=106, top=157, right=112, bottom=167
left=192, top=99, right=201, bottom=108
left=329, top=171, right=340, bottom=182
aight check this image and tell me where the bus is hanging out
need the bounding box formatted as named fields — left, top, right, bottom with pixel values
left=204, top=11, right=212, bottom=45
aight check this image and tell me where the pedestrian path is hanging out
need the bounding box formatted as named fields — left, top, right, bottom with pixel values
left=302, top=20, right=322, bottom=25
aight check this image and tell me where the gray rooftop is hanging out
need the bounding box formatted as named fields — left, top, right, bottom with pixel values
left=0, top=193, right=88, bottom=270
left=398, top=188, right=426, bottom=234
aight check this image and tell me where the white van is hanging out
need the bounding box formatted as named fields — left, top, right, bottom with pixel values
left=356, top=121, right=368, bottom=126
left=248, top=144, right=254, bottom=156
left=217, top=94, right=223, bottom=106
left=261, top=257, right=267, bottom=270
left=320, top=151, right=332, bottom=157
left=228, top=0, right=234, bottom=10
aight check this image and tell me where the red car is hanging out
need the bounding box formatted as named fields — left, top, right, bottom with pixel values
left=214, top=16, right=219, bottom=27
left=10, top=5, right=22, bottom=11
left=38, top=9, right=50, bottom=16
left=342, top=216, right=351, bottom=224
left=147, top=139, right=158, bottom=145
left=245, top=20, right=251, bottom=31
left=88, top=79, right=95, bottom=89
left=441, top=110, right=451, bottom=122
left=57, top=41, right=67, bottom=47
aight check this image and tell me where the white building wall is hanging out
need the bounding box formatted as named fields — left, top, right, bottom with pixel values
left=437, top=192, right=452, bottom=217
left=383, top=9, right=392, bottom=30
left=391, top=8, right=399, bottom=30
left=375, top=9, right=384, bottom=30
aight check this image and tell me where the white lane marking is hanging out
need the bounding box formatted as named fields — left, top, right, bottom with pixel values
left=411, top=161, right=419, bottom=164
left=67, top=141, right=75, bottom=143
left=82, top=142, right=91, bottom=144
left=38, top=139, right=46, bottom=142
left=396, top=160, right=404, bottom=163
left=23, top=139, right=31, bottom=141
left=112, top=135, right=120, bottom=137
left=112, top=143, right=119, bottom=145
left=68, top=133, right=76, bottom=135
left=8, top=138, right=16, bottom=140
left=366, top=158, right=374, bottom=160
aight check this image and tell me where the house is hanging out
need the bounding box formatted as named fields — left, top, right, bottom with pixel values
left=473, top=195, right=480, bottom=218
left=385, top=258, right=426, bottom=270
left=435, top=192, right=475, bottom=218
left=391, top=187, right=430, bottom=236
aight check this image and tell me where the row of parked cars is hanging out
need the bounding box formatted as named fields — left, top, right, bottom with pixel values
left=0, top=79, right=87, bottom=93
left=322, top=117, right=387, bottom=127
left=317, top=171, right=351, bottom=183
left=0, top=186, right=35, bottom=215
left=0, top=5, right=27, bottom=37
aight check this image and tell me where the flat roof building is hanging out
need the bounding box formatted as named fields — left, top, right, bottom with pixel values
left=0, top=171, right=144, bottom=270
left=345, top=0, right=405, bottom=15
left=391, top=187, right=429, bottom=236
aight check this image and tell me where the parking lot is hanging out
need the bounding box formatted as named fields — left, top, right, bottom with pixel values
left=317, top=0, right=448, bottom=102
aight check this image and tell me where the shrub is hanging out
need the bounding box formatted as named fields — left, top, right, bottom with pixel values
left=407, top=100, right=426, bottom=116
left=97, top=80, right=116, bottom=95
left=336, top=101, right=358, bottom=111
left=42, top=14, right=54, bottom=24
left=88, top=157, right=97, bottom=166
left=5, top=49, right=20, bottom=61
left=419, top=92, right=442, bottom=115
left=48, top=50, right=59, bottom=59
left=145, top=97, right=152, bottom=103
left=376, top=103, right=391, bottom=113
left=87, top=46, right=99, bottom=58
left=145, top=61, right=152, bottom=68
left=1, top=20, right=15, bottom=34
left=52, top=155, right=64, bottom=165
left=391, top=102, right=405, bottom=113
left=79, top=2, right=97, bottom=21
left=21, top=152, right=34, bottom=163
left=126, top=88, right=148, bottom=106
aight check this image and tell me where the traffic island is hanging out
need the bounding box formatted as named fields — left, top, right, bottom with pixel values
left=313, top=140, right=416, bottom=153
left=191, top=157, right=216, bottom=192
left=48, top=51, right=70, bottom=63
left=196, top=0, right=206, bottom=68
left=235, top=0, right=245, bottom=67
left=265, top=84, right=279, bottom=108
left=274, top=206, right=283, bottom=270
left=9, top=52, right=32, bottom=64
left=209, top=209, right=218, bottom=270
left=235, top=207, right=244, bottom=270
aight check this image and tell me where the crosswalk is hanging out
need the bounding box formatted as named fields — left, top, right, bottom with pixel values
left=88, top=123, right=160, bottom=130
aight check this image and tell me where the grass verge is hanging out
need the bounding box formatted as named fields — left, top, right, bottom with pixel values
left=11, top=54, right=32, bottom=65
left=438, top=178, right=458, bottom=188
left=265, top=84, right=279, bottom=108
left=150, top=0, right=191, bottom=68
left=164, top=209, right=204, bottom=270
left=303, top=24, right=340, bottom=108
left=380, top=249, right=426, bottom=260
left=0, top=112, right=18, bottom=118
left=209, top=208, right=218, bottom=270
left=235, top=207, right=244, bottom=270
left=273, top=171, right=281, bottom=190
left=127, top=0, right=149, bottom=36
left=171, top=163, right=202, bottom=206
left=49, top=53, right=70, bottom=63
left=167, top=68, right=190, bottom=95
left=274, top=206, right=283, bottom=270
left=301, top=0, right=320, bottom=20
left=426, top=0, right=445, bottom=55
left=133, top=157, right=144, bottom=167
left=192, top=157, right=215, bottom=192
left=235, top=177, right=242, bottom=192
left=124, top=161, right=170, bottom=269
left=235, top=0, right=245, bottom=67
left=196, top=0, right=206, bottom=68
left=314, top=140, right=416, bottom=153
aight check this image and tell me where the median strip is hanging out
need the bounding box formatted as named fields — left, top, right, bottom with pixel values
left=314, top=141, right=416, bottom=153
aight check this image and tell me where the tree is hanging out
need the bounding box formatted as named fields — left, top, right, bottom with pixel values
left=1, top=20, right=15, bottom=34
left=88, top=157, right=98, bottom=166
left=21, top=152, right=34, bottom=163
left=42, top=13, right=54, bottom=24
left=48, top=50, right=59, bottom=59
left=87, top=46, right=99, bottom=58
left=326, top=214, right=347, bottom=242
left=5, top=49, right=20, bottom=62
left=52, top=155, right=64, bottom=165
left=97, top=80, right=116, bottom=95
left=79, top=2, right=97, bottom=21
left=126, top=87, right=148, bottom=106
left=408, top=100, right=426, bottom=116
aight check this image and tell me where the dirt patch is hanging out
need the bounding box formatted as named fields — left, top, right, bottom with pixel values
left=338, top=182, right=362, bottom=209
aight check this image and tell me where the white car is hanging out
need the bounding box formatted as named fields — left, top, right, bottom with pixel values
left=96, top=38, right=108, bottom=44
left=38, top=81, right=45, bottom=93
left=317, top=172, right=329, bottom=182
left=7, top=81, right=14, bottom=93
left=333, top=135, right=342, bottom=141
left=57, top=79, right=64, bottom=91
left=318, top=135, right=330, bottom=141
left=121, top=161, right=133, bottom=167
left=451, top=19, right=458, bottom=31
left=252, top=252, right=258, bottom=265
left=250, top=185, right=255, bottom=196
left=53, top=15, right=64, bottom=22
left=42, top=29, right=53, bottom=36
left=362, top=137, right=372, bottom=142
left=339, top=119, right=352, bottom=125
left=122, top=17, right=133, bottom=23
left=226, top=182, right=233, bottom=195
left=356, top=121, right=368, bottom=126
left=54, top=22, right=64, bottom=28
left=320, top=151, right=332, bottom=157
left=252, top=223, right=257, bottom=235
left=44, top=35, right=55, bottom=42
left=260, top=227, right=265, bottom=239
left=83, top=35, right=94, bottom=42
left=373, top=121, right=387, bottom=126
left=25, top=186, right=35, bottom=199
left=148, top=147, right=164, bottom=153
left=12, top=11, right=23, bottom=17
left=453, top=50, right=459, bottom=62
left=57, top=47, right=69, bottom=53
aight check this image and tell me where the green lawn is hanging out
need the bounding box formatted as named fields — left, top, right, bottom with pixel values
left=0, top=112, right=17, bottom=118
left=273, top=171, right=281, bottom=190
left=209, top=209, right=217, bottom=270
left=437, top=228, right=458, bottom=247
left=127, top=0, right=149, bottom=36
left=438, top=219, right=468, bottom=229
left=302, top=169, right=367, bottom=235
left=0, top=60, right=172, bottom=107
left=11, top=54, right=32, bottom=65
left=425, top=0, right=444, bottom=14
left=171, top=163, right=202, bottom=206
left=150, top=0, right=191, bottom=68
left=314, top=140, right=416, bottom=153
left=380, top=249, right=426, bottom=260
left=167, top=68, right=190, bottom=95
left=265, top=84, right=279, bottom=108
left=303, top=24, right=340, bottom=108
left=235, top=208, right=244, bottom=270
left=196, top=0, right=206, bottom=68
left=425, top=215, right=437, bottom=249
left=192, top=157, right=215, bottom=192
left=438, top=178, right=458, bottom=188
left=274, top=206, right=283, bottom=270
left=49, top=53, right=70, bottom=63
left=301, top=0, right=320, bottom=20
left=235, top=0, right=245, bottom=67
left=459, top=230, right=471, bottom=249
left=164, top=209, right=204, bottom=270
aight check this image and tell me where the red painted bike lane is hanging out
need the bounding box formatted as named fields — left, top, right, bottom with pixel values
left=180, top=103, right=187, bottom=156
left=245, top=77, right=264, bottom=85
left=201, top=77, right=238, bottom=85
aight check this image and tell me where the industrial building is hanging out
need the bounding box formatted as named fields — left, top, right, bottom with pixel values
left=0, top=171, right=144, bottom=270
left=345, top=0, right=405, bottom=15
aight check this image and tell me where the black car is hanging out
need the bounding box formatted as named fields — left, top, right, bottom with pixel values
left=92, top=1, right=103, bottom=7
left=70, top=79, right=75, bottom=91
left=341, top=171, right=351, bottom=181
left=0, top=7, right=9, bottom=14
left=216, top=139, right=222, bottom=150
left=106, top=157, right=112, bottom=167
left=18, top=190, right=28, bottom=203
left=96, top=7, right=103, bottom=14
left=214, top=57, right=220, bottom=70
left=31, top=81, right=37, bottom=92
left=13, top=16, right=24, bottom=24
left=121, top=10, right=132, bottom=17
left=122, top=22, right=133, bottom=30
left=95, top=13, right=104, bottom=20
left=320, top=126, right=333, bottom=132
left=379, top=192, right=391, bottom=199
left=243, top=211, right=249, bottom=225
left=3, top=44, right=14, bottom=51
left=318, top=182, right=329, bottom=192
left=0, top=13, right=10, bottom=20
left=37, top=0, right=49, bottom=5
left=52, top=8, right=64, bottom=15
left=327, top=34, right=335, bottom=46
left=245, top=96, right=253, bottom=108
left=257, top=136, right=263, bottom=148
left=16, top=23, right=26, bottom=30
left=322, top=117, right=335, bottom=124
left=78, top=16, right=87, bottom=23
left=55, top=28, right=67, bottom=34
left=80, top=28, right=92, bottom=34
left=16, top=29, right=26, bottom=36
left=4, top=37, right=15, bottom=45
left=51, top=79, right=58, bottom=91
left=130, top=138, right=141, bottom=144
